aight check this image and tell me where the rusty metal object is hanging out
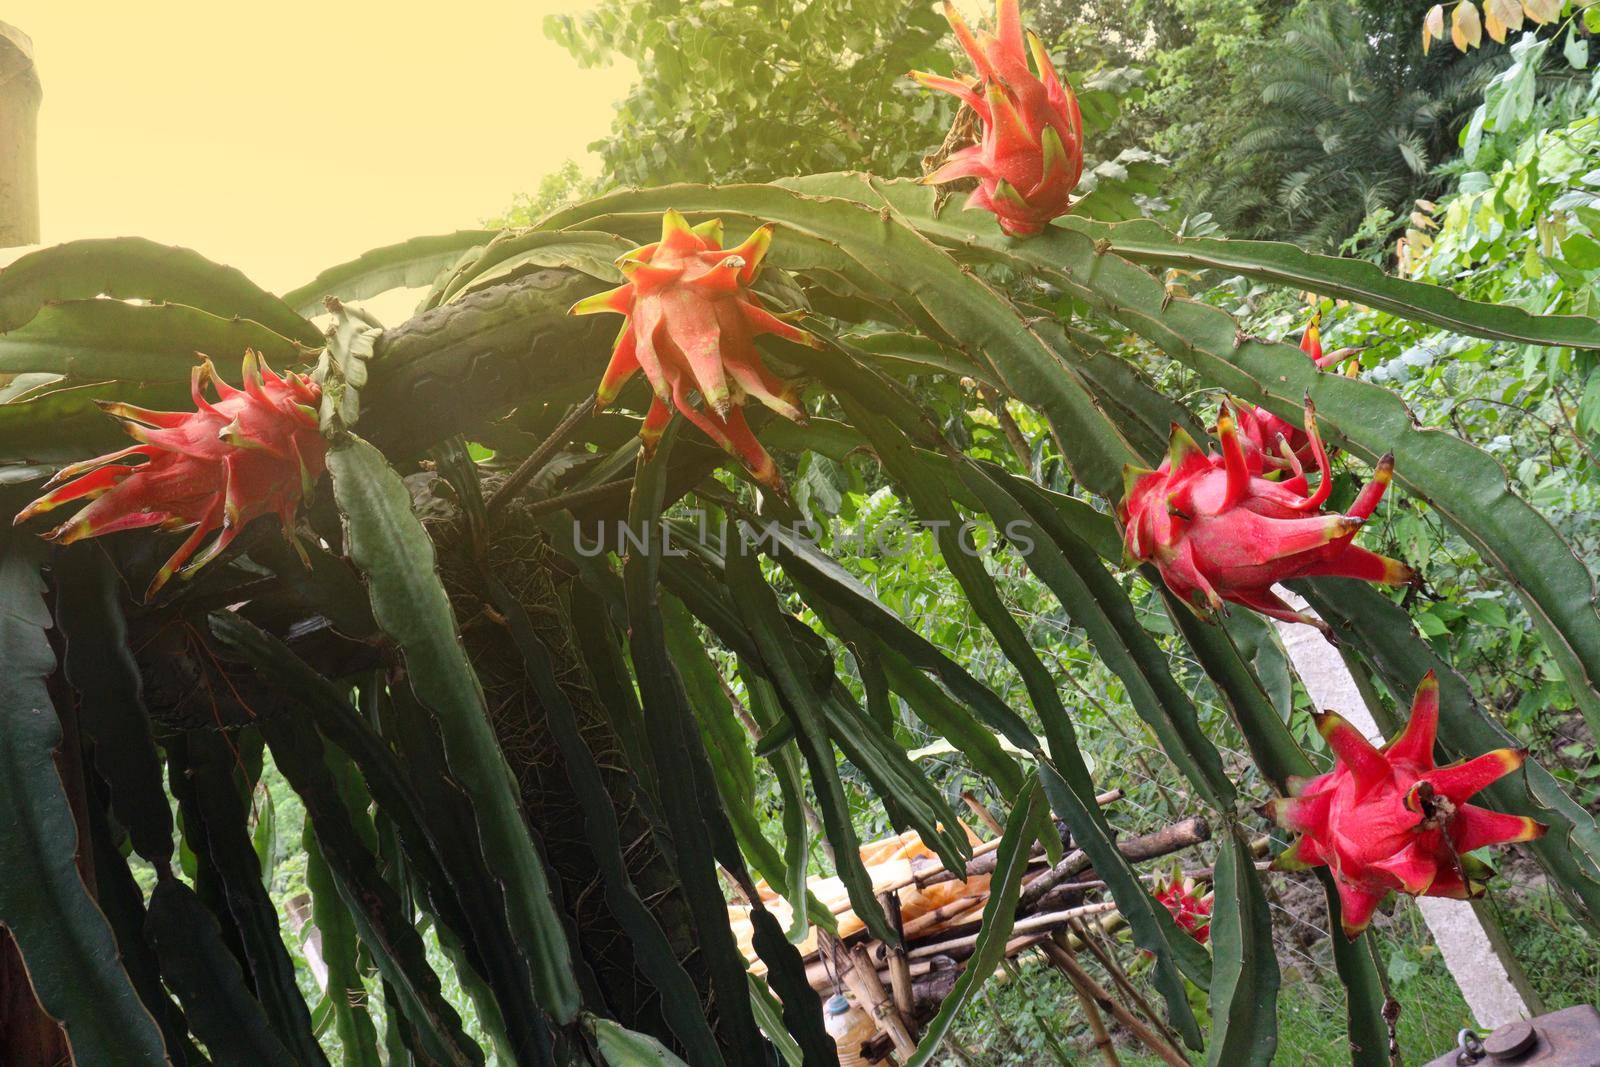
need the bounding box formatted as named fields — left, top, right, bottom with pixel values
left=1423, top=1006, right=1600, bottom=1066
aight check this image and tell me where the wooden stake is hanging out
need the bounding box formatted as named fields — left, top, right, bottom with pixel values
left=849, top=943, right=918, bottom=1060
left=1054, top=947, right=1121, bottom=1067
left=879, top=890, right=917, bottom=1037
left=1069, top=918, right=1186, bottom=1055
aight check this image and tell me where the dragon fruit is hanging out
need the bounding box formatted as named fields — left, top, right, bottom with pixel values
left=1235, top=313, right=1349, bottom=474
left=1118, top=401, right=1412, bottom=627
left=14, top=351, right=325, bottom=598
left=1152, top=865, right=1213, bottom=945
left=1268, top=672, right=1545, bottom=936
left=912, top=0, right=1084, bottom=237
left=570, top=210, right=819, bottom=491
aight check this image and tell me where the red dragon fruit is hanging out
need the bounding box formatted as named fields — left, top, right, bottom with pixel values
left=14, top=351, right=326, bottom=598
left=1152, top=864, right=1213, bottom=945
left=912, top=0, right=1085, bottom=237
left=1118, top=401, right=1412, bottom=628
left=1234, top=312, right=1353, bottom=475
left=1268, top=672, right=1545, bottom=936
left=570, top=210, right=820, bottom=491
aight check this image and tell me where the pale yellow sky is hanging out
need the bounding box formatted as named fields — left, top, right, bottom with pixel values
left=10, top=1, right=633, bottom=293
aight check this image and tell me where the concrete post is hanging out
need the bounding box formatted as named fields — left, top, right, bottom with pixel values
left=1272, top=587, right=1543, bottom=1030
left=0, top=21, right=40, bottom=247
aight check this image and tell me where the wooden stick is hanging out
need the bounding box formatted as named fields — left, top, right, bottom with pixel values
left=1040, top=938, right=1190, bottom=1067
left=1056, top=946, right=1122, bottom=1067
left=849, top=943, right=917, bottom=1060
left=878, top=788, right=1122, bottom=897
left=879, top=891, right=916, bottom=1035
left=1070, top=918, right=1185, bottom=1055
left=485, top=396, right=595, bottom=515
left=905, top=902, right=1118, bottom=961
left=900, top=891, right=991, bottom=940
left=1019, top=817, right=1209, bottom=912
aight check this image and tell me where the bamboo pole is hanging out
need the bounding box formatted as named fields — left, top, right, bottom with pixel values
left=905, top=902, right=1118, bottom=961
left=877, top=788, right=1122, bottom=897
left=879, top=890, right=916, bottom=1035
left=849, top=943, right=917, bottom=1060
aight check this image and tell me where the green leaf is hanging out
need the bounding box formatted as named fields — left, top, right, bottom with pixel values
left=0, top=236, right=320, bottom=344
left=663, top=597, right=833, bottom=940
left=723, top=519, right=897, bottom=947
left=740, top=660, right=836, bottom=943
left=0, top=299, right=310, bottom=382
left=428, top=229, right=631, bottom=308
left=1035, top=211, right=1600, bottom=351
left=146, top=876, right=295, bottom=1067
left=303, top=832, right=385, bottom=1067
left=905, top=776, right=1041, bottom=1067
left=53, top=543, right=175, bottom=865
left=975, top=465, right=1237, bottom=808
left=663, top=595, right=756, bottom=805
left=0, top=529, right=170, bottom=1067
left=816, top=366, right=1206, bottom=1037
left=171, top=728, right=329, bottom=1067
left=261, top=713, right=483, bottom=1067
left=1561, top=233, right=1600, bottom=270
left=0, top=381, right=157, bottom=467
left=621, top=428, right=770, bottom=1061
left=920, top=203, right=1600, bottom=737
left=584, top=1014, right=692, bottom=1067
left=761, top=521, right=1036, bottom=750
left=282, top=230, right=498, bottom=318
left=1320, top=874, right=1391, bottom=1067
left=84, top=783, right=200, bottom=1065
left=326, top=432, right=580, bottom=1021
left=747, top=975, right=805, bottom=1067
left=485, top=580, right=726, bottom=1065
left=1205, top=828, right=1280, bottom=1067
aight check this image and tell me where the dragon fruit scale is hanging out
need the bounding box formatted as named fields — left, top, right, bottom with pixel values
left=14, top=351, right=326, bottom=599
left=1152, top=864, right=1213, bottom=945
left=1118, top=401, right=1412, bottom=628
left=1268, top=672, right=1545, bottom=936
left=570, top=210, right=820, bottom=491
left=912, top=0, right=1085, bottom=237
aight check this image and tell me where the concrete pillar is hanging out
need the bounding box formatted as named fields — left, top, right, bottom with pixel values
left=0, top=21, right=40, bottom=247
left=1272, top=587, right=1543, bottom=1030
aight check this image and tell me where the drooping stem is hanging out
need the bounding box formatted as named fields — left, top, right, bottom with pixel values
left=486, top=397, right=597, bottom=517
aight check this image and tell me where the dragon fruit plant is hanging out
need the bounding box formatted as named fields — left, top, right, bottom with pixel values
left=1119, top=400, right=1412, bottom=627
left=13, top=351, right=325, bottom=598
left=3, top=28, right=1598, bottom=1067
left=1268, top=673, right=1546, bottom=936
left=1152, top=864, right=1214, bottom=946
left=570, top=209, right=819, bottom=490
left=912, top=0, right=1084, bottom=236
